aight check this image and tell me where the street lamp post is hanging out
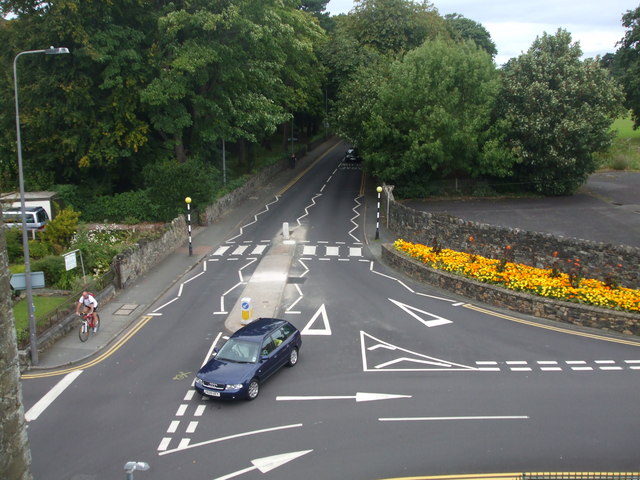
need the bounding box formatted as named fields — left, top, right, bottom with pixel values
left=14, top=46, right=69, bottom=365
left=375, top=186, right=382, bottom=240
left=185, top=197, right=193, bottom=256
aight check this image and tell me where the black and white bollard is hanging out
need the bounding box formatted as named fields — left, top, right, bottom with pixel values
left=375, top=186, right=382, bottom=240
left=185, top=196, right=193, bottom=256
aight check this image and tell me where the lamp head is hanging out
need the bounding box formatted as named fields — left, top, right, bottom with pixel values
left=45, top=46, right=70, bottom=55
left=124, top=461, right=149, bottom=473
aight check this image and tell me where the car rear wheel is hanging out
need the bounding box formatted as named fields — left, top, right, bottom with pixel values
left=246, top=379, right=260, bottom=400
left=287, top=348, right=298, bottom=367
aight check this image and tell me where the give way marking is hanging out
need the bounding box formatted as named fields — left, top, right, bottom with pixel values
left=389, top=298, right=453, bottom=327
left=301, top=304, right=331, bottom=335
left=361, top=331, right=476, bottom=372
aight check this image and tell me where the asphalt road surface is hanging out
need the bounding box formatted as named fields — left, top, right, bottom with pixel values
left=20, top=147, right=640, bottom=480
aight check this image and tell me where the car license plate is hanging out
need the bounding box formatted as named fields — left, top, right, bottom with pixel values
left=204, top=389, right=220, bottom=397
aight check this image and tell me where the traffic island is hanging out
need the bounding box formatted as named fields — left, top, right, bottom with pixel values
left=224, top=239, right=296, bottom=333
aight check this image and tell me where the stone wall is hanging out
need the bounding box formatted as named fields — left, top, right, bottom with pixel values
left=112, top=216, right=187, bottom=290
left=387, top=199, right=640, bottom=289
left=382, top=244, right=640, bottom=336
left=0, top=216, right=32, bottom=479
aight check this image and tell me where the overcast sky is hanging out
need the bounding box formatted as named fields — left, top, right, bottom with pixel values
left=325, top=0, right=637, bottom=65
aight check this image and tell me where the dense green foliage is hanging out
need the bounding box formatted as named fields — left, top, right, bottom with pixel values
left=0, top=0, right=630, bottom=214
left=360, top=40, right=504, bottom=196
left=0, top=0, right=327, bottom=217
left=497, top=30, right=625, bottom=195
left=613, top=6, right=640, bottom=130
left=40, top=207, right=80, bottom=253
left=444, top=13, right=497, bottom=57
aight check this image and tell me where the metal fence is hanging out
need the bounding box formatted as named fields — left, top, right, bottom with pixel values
left=17, top=269, right=115, bottom=349
left=522, top=474, right=639, bottom=480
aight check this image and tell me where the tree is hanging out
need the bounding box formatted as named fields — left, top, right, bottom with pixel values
left=444, top=13, right=497, bottom=57
left=326, top=0, right=451, bottom=146
left=615, top=6, right=640, bottom=128
left=498, top=29, right=625, bottom=195
left=140, top=0, right=325, bottom=166
left=348, top=0, right=448, bottom=55
left=358, top=39, right=502, bottom=196
left=331, top=55, right=387, bottom=145
left=0, top=0, right=157, bottom=193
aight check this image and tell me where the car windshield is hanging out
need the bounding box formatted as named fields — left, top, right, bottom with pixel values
left=216, top=339, right=260, bottom=363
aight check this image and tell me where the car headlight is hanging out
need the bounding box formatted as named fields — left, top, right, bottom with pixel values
left=194, top=377, right=203, bottom=386
left=225, top=384, right=243, bottom=391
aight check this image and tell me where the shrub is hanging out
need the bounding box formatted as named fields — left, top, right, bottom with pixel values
left=71, top=228, right=121, bottom=275
left=31, top=255, right=66, bottom=287
left=80, top=190, right=159, bottom=223
left=4, top=228, right=23, bottom=263
left=28, top=239, right=52, bottom=259
left=144, top=159, right=222, bottom=222
left=41, top=208, right=80, bottom=254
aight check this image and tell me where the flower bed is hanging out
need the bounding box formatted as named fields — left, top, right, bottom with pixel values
left=394, top=239, right=640, bottom=313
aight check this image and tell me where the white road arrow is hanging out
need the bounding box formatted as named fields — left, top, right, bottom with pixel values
left=389, top=298, right=453, bottom=327
left=214, top=450, right=313, bottom=480
left=276, top=392, right=412, bottom=402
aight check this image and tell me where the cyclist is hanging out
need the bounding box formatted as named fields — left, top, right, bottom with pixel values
left=75, top=291, right=98, bottom=328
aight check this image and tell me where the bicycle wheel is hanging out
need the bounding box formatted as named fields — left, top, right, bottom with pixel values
left=79, top=321, right=89, bottom=342
left=93, top=313, right=100, bottom=332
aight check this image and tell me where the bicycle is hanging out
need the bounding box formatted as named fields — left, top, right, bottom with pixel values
left=78, top=311, right=100, bottom=342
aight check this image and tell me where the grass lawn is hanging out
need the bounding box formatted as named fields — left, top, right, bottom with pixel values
left=598, top=114, right=640, bottom=170
left=13, top=295, right=69, bottom=331
left=611, top=115, right=640, bottom=139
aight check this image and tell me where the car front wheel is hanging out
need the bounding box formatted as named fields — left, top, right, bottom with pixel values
left=287, top=348, right=299, bottom=367
left=246, top=379, right=260, bottom=400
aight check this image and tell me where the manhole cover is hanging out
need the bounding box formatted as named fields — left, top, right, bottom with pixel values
left=114, top=304, right=139, bottom=315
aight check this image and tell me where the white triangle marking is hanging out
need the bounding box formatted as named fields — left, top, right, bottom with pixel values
left=360, top=331, right=476, bottom=372
left=301, top=304, right=331, bottom=336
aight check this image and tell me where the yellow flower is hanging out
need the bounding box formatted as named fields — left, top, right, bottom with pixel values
left=394, top=240, right=639, bottom=313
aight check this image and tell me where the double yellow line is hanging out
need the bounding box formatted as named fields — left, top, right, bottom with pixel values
left=381, top=473, right=640, bottom=480
left=277, top=142, right=343, bottom=196
left=22, top=315, right=154, bottom=379
left=465, top=304, right=640, bottom=347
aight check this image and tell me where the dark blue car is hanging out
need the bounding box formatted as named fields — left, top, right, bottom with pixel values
left=194, top=318, right=301, bottom=401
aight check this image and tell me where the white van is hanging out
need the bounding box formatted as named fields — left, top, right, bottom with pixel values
left=2, top=206, right=49, bottom=231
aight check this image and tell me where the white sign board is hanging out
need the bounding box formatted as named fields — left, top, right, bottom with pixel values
left=64, top=251, right=77, bottom=271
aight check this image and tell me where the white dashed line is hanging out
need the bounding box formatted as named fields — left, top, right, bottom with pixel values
left=176, top=404, right=188, bottom=416
left=158, top=438, right=171, bottom=451
left=186, top=421, right=198, bottom=434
